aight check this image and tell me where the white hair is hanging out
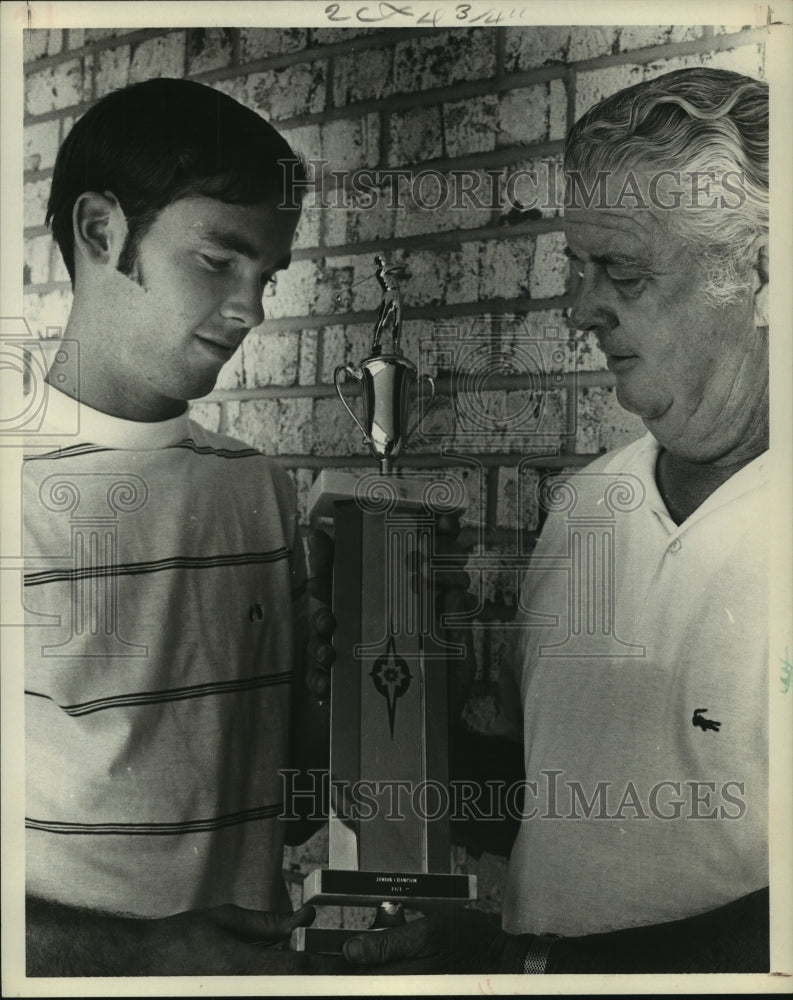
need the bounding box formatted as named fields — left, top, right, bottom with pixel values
left=565, top=68, right=768, bottom=308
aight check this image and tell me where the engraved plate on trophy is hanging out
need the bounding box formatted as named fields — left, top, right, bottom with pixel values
left=294, top=255, right=477, bottom=954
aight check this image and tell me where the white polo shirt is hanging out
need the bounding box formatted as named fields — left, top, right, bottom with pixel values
left=502, top=433, right=768, bottom=935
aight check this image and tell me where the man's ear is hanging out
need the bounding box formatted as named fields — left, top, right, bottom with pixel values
left=752, top=238, right=769, bottom=328
left=72, top=191, right=128, bottom=270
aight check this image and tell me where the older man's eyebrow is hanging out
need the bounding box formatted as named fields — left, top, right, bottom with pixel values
left=564, top=245, right=652, bottom=271
left=197, top=230, right=292, bottom=270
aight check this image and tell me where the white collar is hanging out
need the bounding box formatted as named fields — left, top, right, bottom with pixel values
left=33, top=383, right=191, bottom=451
left=624, top=432, right=768, bottom=528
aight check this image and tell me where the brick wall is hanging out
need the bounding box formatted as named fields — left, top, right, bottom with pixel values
left=23, top=22, right=767, bottom=926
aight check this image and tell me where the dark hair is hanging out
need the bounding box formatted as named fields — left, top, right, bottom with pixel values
left=46, top=77, right=307, bottom=283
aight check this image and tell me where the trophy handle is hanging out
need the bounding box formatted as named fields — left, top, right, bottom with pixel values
left=334, top=364, right=369, bottom=442
left=405, top=374, right=436, bottom=444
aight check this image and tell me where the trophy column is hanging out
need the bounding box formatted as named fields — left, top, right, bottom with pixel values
left=294, top=475, right=476, bottom=954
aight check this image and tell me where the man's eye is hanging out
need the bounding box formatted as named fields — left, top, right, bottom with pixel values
left=606, top=269, right=645, bottom=288
left=198, top=253, right=231, bottom=271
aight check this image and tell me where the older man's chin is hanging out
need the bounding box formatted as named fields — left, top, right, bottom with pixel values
left=616, top=393, right=693, bottom=457
left=639, top=410, right=738, bottom=466
left=612, top=379, right=666, bottom=428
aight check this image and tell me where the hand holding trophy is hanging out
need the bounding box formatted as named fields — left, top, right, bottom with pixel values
left=294, top=255, right=477, bottom=954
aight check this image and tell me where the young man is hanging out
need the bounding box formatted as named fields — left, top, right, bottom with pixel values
left=342, top=67, right=772, bottom=975
left=24, top=78, right=340, bottom=976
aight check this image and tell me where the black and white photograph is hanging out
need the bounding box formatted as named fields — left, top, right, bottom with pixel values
left=2, top=1, right=791, bottom=994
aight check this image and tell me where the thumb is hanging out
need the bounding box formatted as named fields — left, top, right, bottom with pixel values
left=343, top=920, right=426, bottom=965
left=215, top=903, right=316, bottom=942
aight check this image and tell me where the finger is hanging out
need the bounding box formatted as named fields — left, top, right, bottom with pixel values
left=215, top=903, right=316, bottom=942
left=310, top=604, right=336, bottom=639
left=342, top=930, right=394, bottom=965
left=307, top=634, right=336, bottom=669
left=342, top=919, right=433, bottom=965
left=306, top=664, right=331, bottom=700
left=306, top=621, right=335, bottom=702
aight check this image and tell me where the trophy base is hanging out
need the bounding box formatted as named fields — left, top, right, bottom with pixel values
left=300, top=867, right=477, bottom=908
left=294, top=872, right=477, bottom=954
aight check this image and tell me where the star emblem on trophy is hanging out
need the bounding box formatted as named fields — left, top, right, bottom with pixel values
left=370, top=635, right=413, bottom=739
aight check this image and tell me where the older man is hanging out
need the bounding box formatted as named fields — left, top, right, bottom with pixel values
left=342, top=67, right=770, bottom=975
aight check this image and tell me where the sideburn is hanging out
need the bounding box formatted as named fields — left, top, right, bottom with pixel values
left=116, top=212, right=158, bottom=283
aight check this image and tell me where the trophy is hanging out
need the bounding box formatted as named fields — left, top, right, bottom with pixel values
left=333, top=255, right=434, bottom=475
left=294, top=255, right=477, bottom=953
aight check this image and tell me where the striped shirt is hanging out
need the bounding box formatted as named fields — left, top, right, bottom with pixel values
left=24, top=386, right=303, bottom=917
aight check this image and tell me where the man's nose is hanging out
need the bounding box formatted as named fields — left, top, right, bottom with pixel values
left=566, top=266, right=618, bottom=336
left=221, top=278, right=265, bottom=330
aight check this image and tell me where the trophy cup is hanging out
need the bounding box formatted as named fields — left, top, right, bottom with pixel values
left=293, top=255, right=477, bottom=953
left=333, top=255, right=433, bottom=476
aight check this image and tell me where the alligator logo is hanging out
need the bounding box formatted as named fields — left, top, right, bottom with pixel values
left=692, top=708, right=721, bottom=732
